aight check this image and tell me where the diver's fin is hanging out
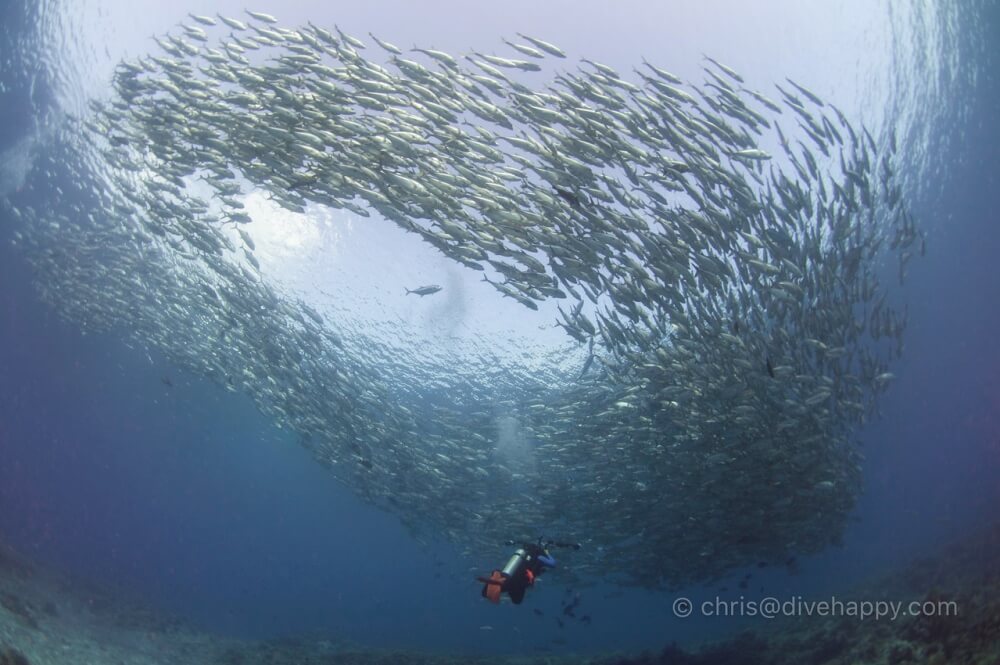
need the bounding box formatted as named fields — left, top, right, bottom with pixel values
left=479, top=570, right=504, bottom=603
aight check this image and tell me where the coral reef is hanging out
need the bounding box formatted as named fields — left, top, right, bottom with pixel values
left=753, top=523, right=1000, bottom=665
left=0, top=525, right=998, bottom=665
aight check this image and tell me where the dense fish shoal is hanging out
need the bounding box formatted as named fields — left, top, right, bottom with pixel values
left=4, top=10, right=922, bottom=589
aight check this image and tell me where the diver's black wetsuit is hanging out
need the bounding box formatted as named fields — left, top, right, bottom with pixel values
left=506, top=544, right=550, bottom=603
left=481, top=542, right=559, bottom=604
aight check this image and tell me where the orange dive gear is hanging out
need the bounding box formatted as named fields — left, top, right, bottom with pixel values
left=479, top=570, right=505, bottom=603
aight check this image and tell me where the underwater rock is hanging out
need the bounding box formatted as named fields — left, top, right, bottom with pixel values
left=887, top=641, right=915, bottom=664
left=0, top=593, right=37, bottom=630
left=0, top=547, right=33, bottom=581
left=0, top=647, right=30, bottom=665
left=663, top=632, right=772, bottom=665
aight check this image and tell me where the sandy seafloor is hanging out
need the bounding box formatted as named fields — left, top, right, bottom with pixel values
left=1, top=524, right=998, bottom=665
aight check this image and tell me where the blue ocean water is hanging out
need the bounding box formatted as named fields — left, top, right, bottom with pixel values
left=0, top=1, right=998, bottom=659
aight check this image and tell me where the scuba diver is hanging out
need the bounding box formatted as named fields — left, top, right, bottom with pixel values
left=478, top=538, right=580, bottom=604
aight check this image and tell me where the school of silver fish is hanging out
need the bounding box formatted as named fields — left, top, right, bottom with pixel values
left=5, top=9, right=923, bottom=589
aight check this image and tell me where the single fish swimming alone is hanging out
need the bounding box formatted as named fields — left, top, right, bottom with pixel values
left=405, top=284, right=443, bottom=296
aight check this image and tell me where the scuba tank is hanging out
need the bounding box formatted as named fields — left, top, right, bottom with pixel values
left=479, top=539, right=580, bottom=604
left=501, top=548, right=528, bottom=577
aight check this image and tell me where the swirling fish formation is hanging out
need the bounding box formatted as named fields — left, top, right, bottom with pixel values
left=6, top=9, right=922, bottom=589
